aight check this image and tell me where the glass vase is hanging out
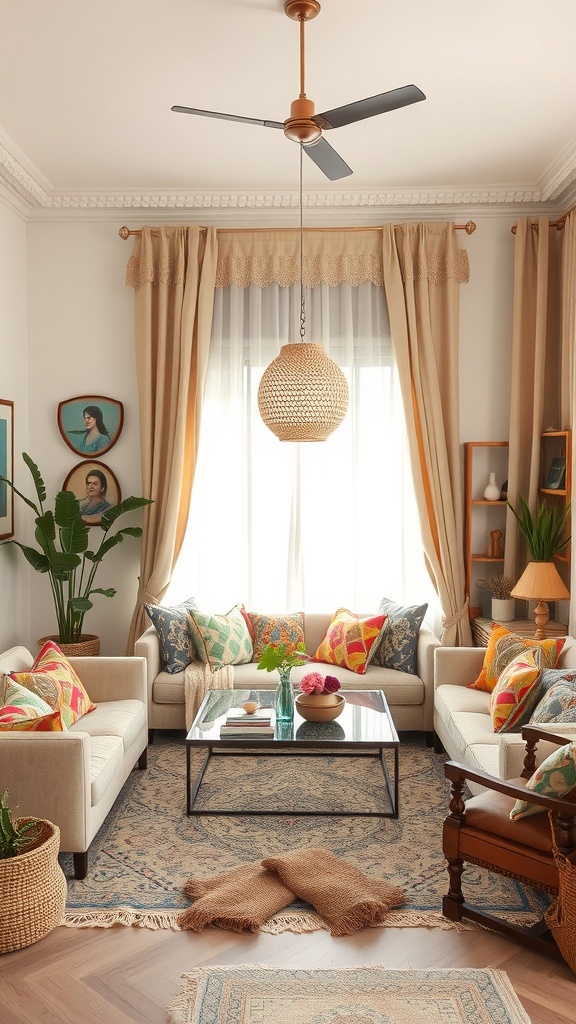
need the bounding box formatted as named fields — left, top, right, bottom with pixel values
left=275, top=668, right=294, bottom=725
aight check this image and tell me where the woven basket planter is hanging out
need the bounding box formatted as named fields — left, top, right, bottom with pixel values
left=0, top=818, right=67, bottom=953
left=37, top=634, right=100, bottom=657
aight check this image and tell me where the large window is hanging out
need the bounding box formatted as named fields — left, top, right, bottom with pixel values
left=168, top=280, right=435, bottom=616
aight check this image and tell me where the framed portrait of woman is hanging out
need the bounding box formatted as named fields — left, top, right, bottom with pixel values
left=58, top=395, right=124, bottom=457
left=63, top=461, right=121, bottom=527
left=0, top=398, right=14, bottom=540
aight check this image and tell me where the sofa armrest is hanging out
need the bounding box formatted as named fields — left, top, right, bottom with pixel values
left=134, top=626, right=161, bottom=708
left=499, top=724, right=576, bottom=779
left=69, top=656, right=147, bottom=704
left=416, top=626, right=440, bottom=689
left=434, top=645, right=485, bottom=690
left=0, top=733, right=91, bottom=846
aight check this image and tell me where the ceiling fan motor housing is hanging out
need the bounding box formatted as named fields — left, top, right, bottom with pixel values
left=284, top=97, right=322, bottom=144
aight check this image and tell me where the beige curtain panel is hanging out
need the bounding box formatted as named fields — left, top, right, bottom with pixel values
left=382, top=223, right=471, bottom=647
left=125, top=225, right=218, bottom=653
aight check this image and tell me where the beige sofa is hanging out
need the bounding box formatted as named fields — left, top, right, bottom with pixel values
left=135, top=612, right=440, bottom=737
left=434, top=637, right=576, bottom=793
left=0, top=646, right=148, bottom=879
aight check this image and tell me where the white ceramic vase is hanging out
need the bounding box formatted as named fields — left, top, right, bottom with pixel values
left=483, top=473, right=501, bottom=501
left=491, top=598, right=515, bottom=622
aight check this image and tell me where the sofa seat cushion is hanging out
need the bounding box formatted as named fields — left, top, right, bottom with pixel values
left=436, top=683, right=490, bottom=718
left=464, top=743, right=501, bottom=779
left=89, top=736, right=124, bottom=806
left=69, top=699, right=146, bottom=754
left=153, top=671, right=187, bottom=704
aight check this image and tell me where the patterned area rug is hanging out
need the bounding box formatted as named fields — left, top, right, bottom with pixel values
left=166, top=965, right=531, bottom=1024
left=61, top=732, right=550, bottom=933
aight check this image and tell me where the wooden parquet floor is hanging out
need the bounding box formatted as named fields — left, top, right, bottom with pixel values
left=1, top=922, right=575, bottom=1023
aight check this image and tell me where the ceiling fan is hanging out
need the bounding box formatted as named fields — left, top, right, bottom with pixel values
left=171, top=0, right=425, bottom=181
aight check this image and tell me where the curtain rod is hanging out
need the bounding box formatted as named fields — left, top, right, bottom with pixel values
left=511, top=200, right=576, bottom=234
left=118, top=220, right=477, bottom=240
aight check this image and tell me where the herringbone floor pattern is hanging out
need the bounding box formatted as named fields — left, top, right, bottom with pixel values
left=1, top=922, right=575, bottom=1023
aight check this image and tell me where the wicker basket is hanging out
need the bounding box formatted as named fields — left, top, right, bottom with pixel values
left=37, top=634, right=100, bottom=657
left=0, top=819, right=67, bottom=953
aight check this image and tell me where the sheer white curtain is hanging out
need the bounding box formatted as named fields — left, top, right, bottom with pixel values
left=168, top=280, right=436, bottom=617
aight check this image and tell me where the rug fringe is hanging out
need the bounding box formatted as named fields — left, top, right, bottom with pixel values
left=63, top=907, right=182, bottom=930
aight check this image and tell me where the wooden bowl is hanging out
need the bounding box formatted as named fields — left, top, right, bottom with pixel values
left=295, top=692, right=345, bottom=722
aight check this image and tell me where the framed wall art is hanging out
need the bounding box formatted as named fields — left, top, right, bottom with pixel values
left=63, top=460, right=121, bottom=527
left=0, top=398, right=14, bottom=540
left=58, top=395, right=124, bottom=457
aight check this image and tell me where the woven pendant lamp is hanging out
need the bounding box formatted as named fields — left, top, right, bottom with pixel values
left=258, top=147, right=349, bottom=442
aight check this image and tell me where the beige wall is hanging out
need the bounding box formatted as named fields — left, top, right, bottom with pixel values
left=0, top=209, right=519, bottom=653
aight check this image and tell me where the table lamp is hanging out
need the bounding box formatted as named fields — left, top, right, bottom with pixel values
left=510, top=561, right=570, bottom=639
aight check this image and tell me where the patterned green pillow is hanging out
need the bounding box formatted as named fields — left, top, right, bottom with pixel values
left=187, top=604, right=253, bottom=671
left=371, top=597, right=427, bottom=674
left=510, top=740, right=576, bottom=820
left=145, top=597, right=198, bottom=674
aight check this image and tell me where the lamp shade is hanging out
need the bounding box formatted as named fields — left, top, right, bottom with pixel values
left=510, top=560, right=570, bottom=602
left=258, top=342, right=349, bottom=442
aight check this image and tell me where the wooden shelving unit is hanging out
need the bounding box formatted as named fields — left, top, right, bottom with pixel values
left=540, top=429, right=571, bottom=567
left=464, top=442, right=509, bottom=617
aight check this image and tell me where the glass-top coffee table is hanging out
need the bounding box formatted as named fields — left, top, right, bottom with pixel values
left=185, top=689, right=399, bottom=818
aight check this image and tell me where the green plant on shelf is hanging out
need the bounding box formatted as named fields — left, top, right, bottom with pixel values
left=507, top=495, right=571, bottom=561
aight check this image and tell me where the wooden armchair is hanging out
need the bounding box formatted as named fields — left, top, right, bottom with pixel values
left=443, top=725, right=576, bottom=958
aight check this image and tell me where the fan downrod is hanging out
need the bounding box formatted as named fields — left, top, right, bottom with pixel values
left=284, top=1, right=320, bottom=21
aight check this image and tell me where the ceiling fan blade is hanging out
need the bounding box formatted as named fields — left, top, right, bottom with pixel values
left=303, top=137, right=353, bottom=180
left=171, top=105, right=284, bottom=130
left=313, top=84, right=425, bottom=130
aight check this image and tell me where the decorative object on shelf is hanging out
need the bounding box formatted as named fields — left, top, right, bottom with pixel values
left=295, top=671, right=345, bottom=721
left=500, top=479, right=508, bottom=500
left=63, top=460, right=121, bottom=527
left=511, top=560, right=570, bottom=640
left=0, top=398, right=14, bottom=540
left=487, top=529, right=503, bottom=558
left=58, top=395, right=124, bottom=457
left=483, top=472, right=501, bottom=501
left=0, top=791, right=66, bottom=953
left=241, top=700, right=260, bottom=715
left=257, top=145, right=348, bottom=442
left=0, top=452, right=152, bottom=647
left=545, top=457, right=566, bottom=490
left=257, top=640, right=309, bottom=726
left=476, top=574, right=516, bottom=623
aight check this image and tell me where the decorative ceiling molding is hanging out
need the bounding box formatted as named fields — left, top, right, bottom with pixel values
left=1, top=135, right=576, bottom=220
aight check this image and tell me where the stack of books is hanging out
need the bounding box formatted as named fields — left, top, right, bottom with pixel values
left=219, top=708, right=274, bottom=737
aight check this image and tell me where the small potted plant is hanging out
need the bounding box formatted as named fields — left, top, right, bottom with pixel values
left=295, top=671, right=345, bottom=722
left=0, top=791, right=67, bottom=953
left=476, top=574, right=516, bottom=622
left=0, top=452, right=152, bottom=654
left=507, top=495, right=571, bottom=561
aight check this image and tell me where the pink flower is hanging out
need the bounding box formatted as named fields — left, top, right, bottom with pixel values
left=323, top=675, right=341, bottom=693
left=300, top=671, right=325, bottom=694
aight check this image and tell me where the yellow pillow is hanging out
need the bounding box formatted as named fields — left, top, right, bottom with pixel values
left=489, top=651, right=542, bottom=732
left=314, top=608, right=386, bottom=675
left=469, top=625, right=565, bottom=694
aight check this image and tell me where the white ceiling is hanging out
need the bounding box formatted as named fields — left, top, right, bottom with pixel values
left=2, top=0, right=576, bottom=218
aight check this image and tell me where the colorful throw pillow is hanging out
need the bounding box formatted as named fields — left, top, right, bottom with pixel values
left=313, top=608, right=386, bottom=676
left=187, top=604, right=253, bottom=671
left=371, top=598, right=428, bottom=674
left=490, top=651, right=543, bottom=733
left=8, top=640, right=96, bottom=728
left=530, top=680, right=576, bottom=724
left=249, top=612, right=305, bottom=662
left=145, top=597, right=198, bottom=674
left=0, top=678, right=66, bottom=731
left=469, top=625, right=565, bottom=694
left=510, top=740, right=576, bottom=820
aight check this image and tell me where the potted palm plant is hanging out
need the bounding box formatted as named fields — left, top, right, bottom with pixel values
left=0, top=452, right=152, bottom=653
left=0, top=791, right=66, bottom=953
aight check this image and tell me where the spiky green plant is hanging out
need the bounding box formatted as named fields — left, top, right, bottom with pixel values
left=507, top=495, right=571, bottom=561
left=0, top=453, right=152, bottom=643
left=0, top=791, right=41, bottom=859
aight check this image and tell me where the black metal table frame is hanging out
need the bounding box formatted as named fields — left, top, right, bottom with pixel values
left=185, top=739, right=399, bottom=818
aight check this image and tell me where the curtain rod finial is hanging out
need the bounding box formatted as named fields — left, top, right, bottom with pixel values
left=118, top=226, right=131, bottom=240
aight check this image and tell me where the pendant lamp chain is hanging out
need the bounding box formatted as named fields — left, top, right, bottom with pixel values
left=299, top=142, right=306, bottom=343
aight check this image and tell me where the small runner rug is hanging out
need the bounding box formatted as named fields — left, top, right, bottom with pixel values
left=166, top=965, right=531, bottom=1024
left=60, top=732, right=551, bottom=933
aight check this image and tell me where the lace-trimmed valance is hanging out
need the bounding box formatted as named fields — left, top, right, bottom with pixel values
left=126, top=224, right=469, bottom=289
